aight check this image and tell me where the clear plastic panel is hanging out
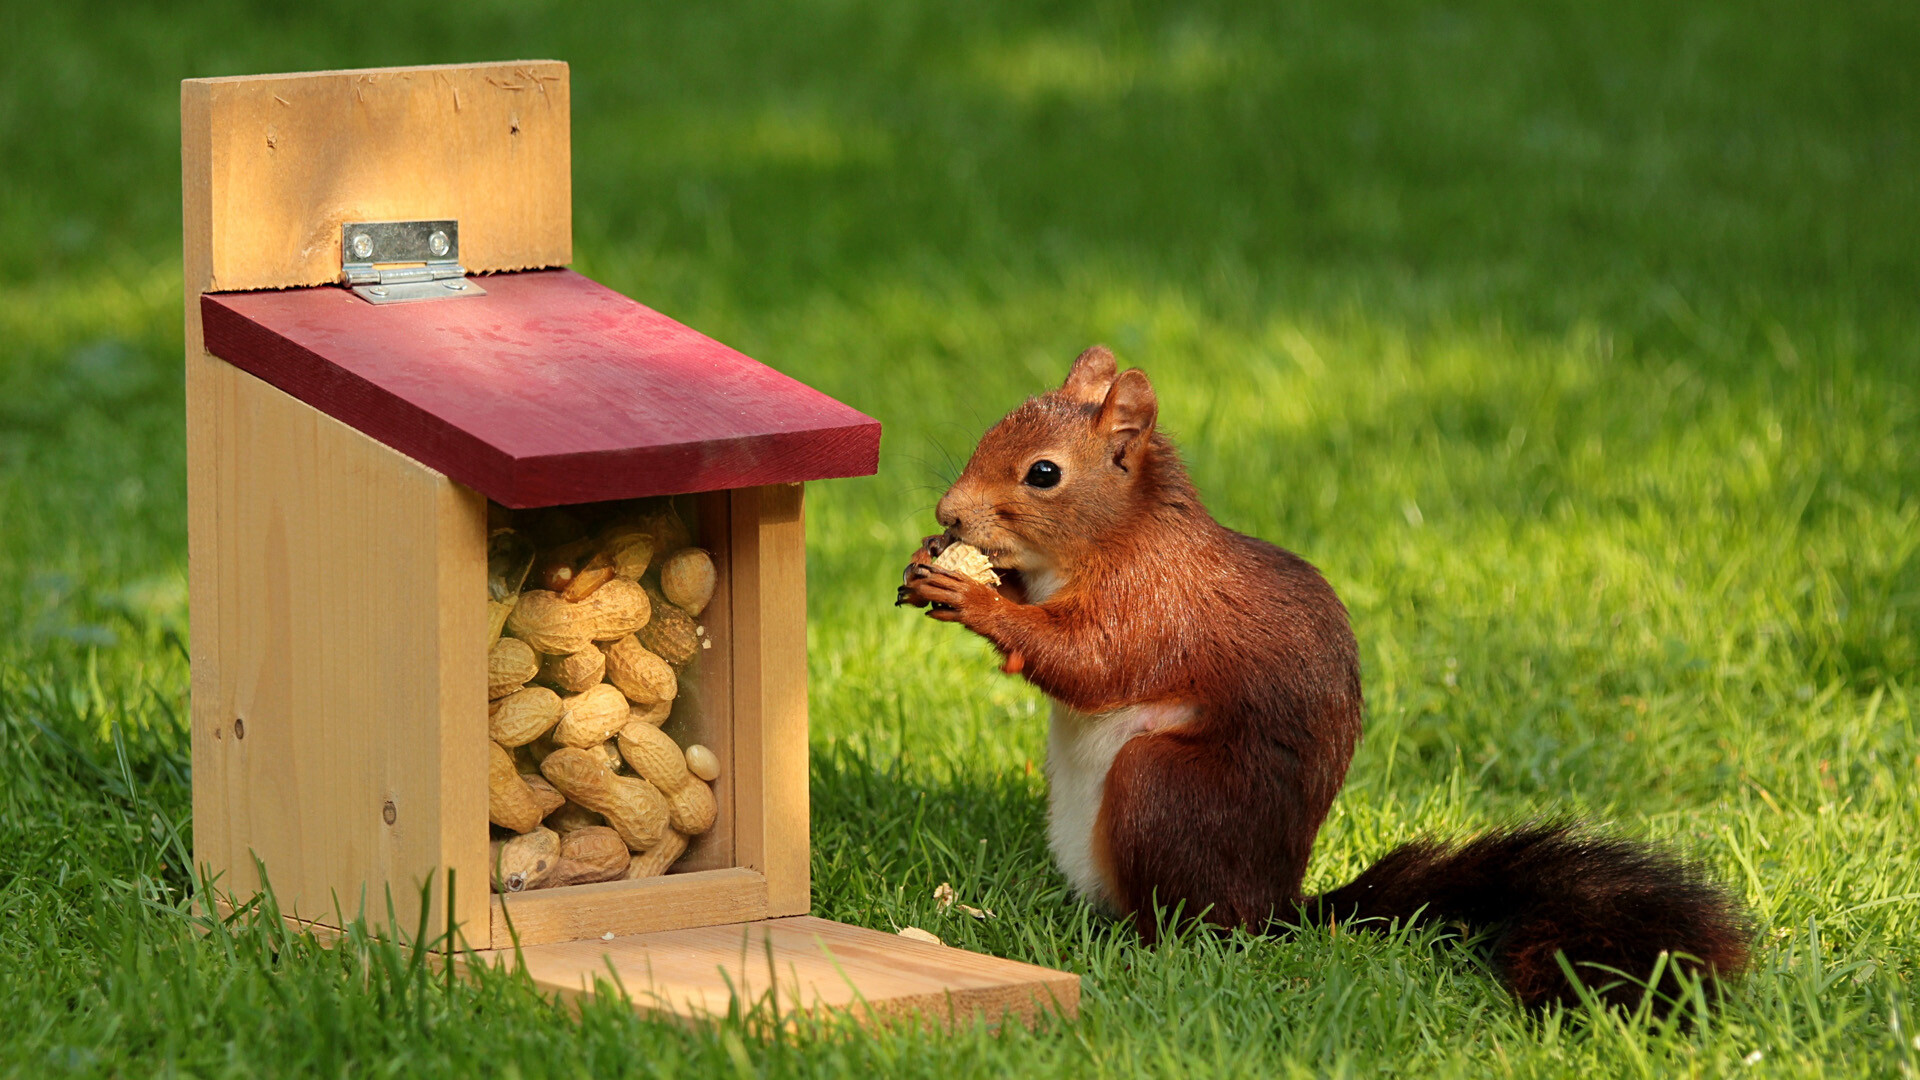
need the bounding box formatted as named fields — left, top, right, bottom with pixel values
left=483, top=494, right=731, bottom=894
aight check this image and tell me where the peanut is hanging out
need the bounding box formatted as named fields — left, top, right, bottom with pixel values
left=488, top=637, right=539, bottom=699
left=491, top=827, right=560, bottom=892
left=544, top=799, right=606, bottom=834
left=660, top=548, right=717, bottom=615
left=582, top=578, right=650, bottom=642
left=540, top=747, right=670, bottom=851
left=551, top=683, right=630, bottom=748
left=487, top=529, right=536, bottom=643
left=548, top=825, right=631, bottom=886
left=628, top=700, right=671, bottom=728
left=523, top=773, right=566, bottom=818
left=489, top=686, right=563, bottom=748
left=594, top=738, right=626, bottom=774
left=506, top=590, right=594, bottom=654
left=489, top=741, right=547, bottom=833
left=684, top=743, right=721, bottom=782
left=606, top=533, right=654, bottom=581
left=632, top=504, right=692, bottom=555
left=561, top=551, right=616, bottom=602
left=537, top=645, right=606, bottom=694
left=618, top=723, right=716, bottom=834
left=625, top=829, right=690, bottom=879
left=637, top=584, right=699, bottom=665
left=604, top=635, right=676, bottom=704
left=932, top=541, right=1000, bottom=586
left=617, top=722, right=690, bottom=790
left=665, top=778, right=718, bottom=834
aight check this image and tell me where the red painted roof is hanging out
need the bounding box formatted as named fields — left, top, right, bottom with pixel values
left=201, top=269, right=880, bottom=508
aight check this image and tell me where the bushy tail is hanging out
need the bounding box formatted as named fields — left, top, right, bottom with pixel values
left=1305, top=822, right=1752, bottom=1011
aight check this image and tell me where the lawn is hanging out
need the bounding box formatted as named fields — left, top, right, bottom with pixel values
left=2, top=0, right=1917, bottom=1075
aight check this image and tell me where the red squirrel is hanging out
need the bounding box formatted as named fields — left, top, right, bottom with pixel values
left=898, top=346, right=1750, bottom=1010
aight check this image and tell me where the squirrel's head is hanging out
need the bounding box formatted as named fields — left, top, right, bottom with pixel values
left=936, top=346, right=1173, bottom=591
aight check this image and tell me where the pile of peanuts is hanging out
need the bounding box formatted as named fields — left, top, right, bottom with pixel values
left=484, top=500, right=722, bottom=893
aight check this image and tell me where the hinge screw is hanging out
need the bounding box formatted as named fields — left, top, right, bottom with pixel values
left=443, top=280, right=467, bottom=291
left=351, top=233, right=374, bottom=260
left=368, top=285, right=389, bottom=297
left=429, top=230, right=451, bottom=257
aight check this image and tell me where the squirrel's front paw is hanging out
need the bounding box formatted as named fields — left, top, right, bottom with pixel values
left=896, top=564, right=995, bottom=621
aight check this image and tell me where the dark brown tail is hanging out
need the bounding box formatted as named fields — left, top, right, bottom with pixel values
left=1305, top=822, right=1752, bottom=1011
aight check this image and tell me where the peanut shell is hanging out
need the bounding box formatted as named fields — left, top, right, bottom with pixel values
left=552, top=684, right=631, bottom=748
left=637, top=585, right=699, bottom=666
left=606, top=533, right=654, bottom=581
left=489, top=741, right=546, bottom=833
left=633, top=504, right=692, bottom=555
left=659, top=548, right=717, bottom=615
left=617, top=721, right=692, bottom=791
left=540, top=747, right=671, bottom=851
left=561, top=552, right=617, bottom=602
left=666, top=779, right=718, bottom=835
left=491, top=827, right=560, bottom=892
left=932, top=541, right=1000, bottom=586
left=582, top=578, right=650, bottom=642
left=506, top=590, right=594, bottom=654
left=544, top=800, right=607, bottom=834
left=489, top=686, right=562, bottom=748
left=523, top=774, right=567, bottom=818
left=625, top=829, right=690, bottom=879
left=488, top=637, right=539, bottom=699
left=627, top=700, right=672, bottom=728
left=595, top=738, right=626, bottom=774
left=684, top=744, right=721, bottom=782
left=537, top=646, right=607, bottom=694
left=548, top=825, right=631, bottom=887
left=604, top=635, right=677, bottom=704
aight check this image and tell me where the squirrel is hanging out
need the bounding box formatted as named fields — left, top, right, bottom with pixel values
left=897, top=345, right=1751, bottom=1011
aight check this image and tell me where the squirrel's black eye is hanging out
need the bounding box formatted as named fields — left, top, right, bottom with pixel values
left=1024, top=460, right=1062, bottom=488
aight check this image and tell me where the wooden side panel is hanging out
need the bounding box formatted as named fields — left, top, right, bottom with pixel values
left=188, top=61, right=570, bottom=292
left=489, top=868, right=768, bottom=949
left=483, top=916, right=1080, bottom=1030
left=731, top=485, right=810, bottom=916
left=187, top=364, right=490, bottom=937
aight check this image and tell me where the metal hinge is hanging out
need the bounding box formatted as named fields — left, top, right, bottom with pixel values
left=340, top=220, right=487, bottom=304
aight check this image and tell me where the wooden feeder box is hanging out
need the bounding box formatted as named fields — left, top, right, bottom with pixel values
left=182, top=61, right=1076, bottom=1027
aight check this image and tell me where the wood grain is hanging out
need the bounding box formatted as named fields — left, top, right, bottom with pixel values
left=186, top=72, right=493, bottom=943
left=185, top=363, right=491, bottom=939
left=490, top=868, right=768, bottom=949
left=478, top=916, right=1080, bottom=1030
left=730, top=485, right=811, bottom=916
left=200, top=271, right=882, bottom=508
left=184, top=61, right=570, bottom=291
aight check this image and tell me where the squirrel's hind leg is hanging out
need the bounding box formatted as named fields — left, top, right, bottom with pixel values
left=1098, top=726, right=1316, bottom=941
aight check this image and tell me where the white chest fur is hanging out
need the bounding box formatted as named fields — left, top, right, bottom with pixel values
left=1045, top=699, right=1194, bottom=908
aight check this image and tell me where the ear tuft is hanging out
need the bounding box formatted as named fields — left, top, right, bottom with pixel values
left=1098, top=368, right=1157, bottom=469
left=1060, top=346, right=1119, bottom=404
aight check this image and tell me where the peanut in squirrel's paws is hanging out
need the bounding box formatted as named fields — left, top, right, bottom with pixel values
left=894, top=535, right=945, bottom=607
left=898, top=566, right=994, bottom=620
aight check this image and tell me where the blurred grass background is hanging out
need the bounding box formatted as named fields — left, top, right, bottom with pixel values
left=1, top=0, right=1917, bottom=1076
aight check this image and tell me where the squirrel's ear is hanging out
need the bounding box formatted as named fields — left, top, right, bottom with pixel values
left=1060, top=346, right=1119, bottom=404
left=1097, top=368, right=1157, bottom=471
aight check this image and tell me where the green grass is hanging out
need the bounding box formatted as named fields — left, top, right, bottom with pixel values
left=2, top=0, right=1918, bottom=1075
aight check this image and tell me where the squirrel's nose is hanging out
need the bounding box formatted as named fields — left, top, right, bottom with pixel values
left=934, top=495, right=960, bottom=531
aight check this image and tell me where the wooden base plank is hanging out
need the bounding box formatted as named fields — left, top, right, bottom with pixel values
left=480, top=916, right=1079, bottom=1030
left=490, top=868, right=768, bottom=949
